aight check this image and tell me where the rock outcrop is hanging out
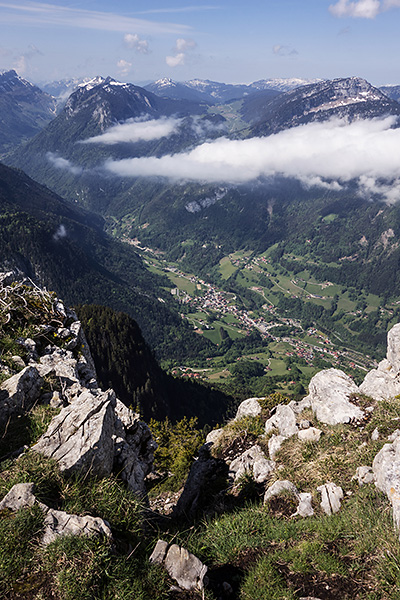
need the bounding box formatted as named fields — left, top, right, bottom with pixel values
left=372, top=435, right=400, bottom=531
left=0, top=366, right=43, bottom=429
left=304, top=368, right=364, bottom=425
left=317, top=482, right=344, bottom=515
left=0, top=483, right=112, bottom=546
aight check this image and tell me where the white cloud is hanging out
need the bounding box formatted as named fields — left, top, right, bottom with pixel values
left=329, top=0, right=400, bottom=17
left=53, top=224, right=67, bottom=241
left=175, top=38, right=196, bottom=52
left=273, top=44, right=298, bottom=57
left=124, top=33, right=150, bottom=54
left=47, top=152, right=83, bottom=176
left=166, top=37, right=196, bottom=68
left=104, top=116, right=400, bottom=202
left=117, top=59, right=132, bottom=76
left=0, top=1, right=190, bottom=34
left=166, top=53, right=186, bottom=67
left=82, top=117, right=182, bottom=145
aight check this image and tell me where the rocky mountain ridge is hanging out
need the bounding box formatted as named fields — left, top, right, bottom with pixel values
left=2, top=275, right=400, bottom=597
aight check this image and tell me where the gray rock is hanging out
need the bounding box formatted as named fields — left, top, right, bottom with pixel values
left=265, top=404, right=298, bottom=437
left=373, top=436, right=400, bottom=530
left=360, top=362, right=400, bottom=402
left=163, top=544, right=208, bottom=591
left=11, top=355, right=26, bottom=369
left=32, top=389, right=116, bottom=478
left=0, top=482, right=36, bottom=510
left=229, top=444, right=275, bottom=483
left=305, top=369, right=363, bottom=425
left=317, top=482, right=344, bottom=515
left=354, top=466, right=375, bottom=486
left=264, top=480, right=299, bottom=503
left=298, top=427, right=322, bottom=443
left=0, top=366, right=43, bottom=429
left=234, top=397, right=262, bottom=420
left=371, top=428, right=380, bottom=441
left=289, top=396, right=312, bottom=414
left=114, top=400, right=157, bottom=496
left=205, top=428, right=224, bottom=447
left=0, top=483, right=112, bottom=546
left=268, top=434, right=287, bottom=460
left=299, top=420, right=311, bottom=429
left=149, top=539, right=169, bottom=564
left=295, top=492, right=314, bottom=517
left=150, top=540, right=207, bottom=592
left=41, top=506, right=112, bottom=546
left=387, top=324, right=400, bottom=375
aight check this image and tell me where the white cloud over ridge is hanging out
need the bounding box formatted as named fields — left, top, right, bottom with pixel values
left=83, top=117, right=182, bottom=145
left=104, top=116, right=400, bottom=202
left=47, top=152, right=83, bottom=176
left=166, top=37, right=196, bottom=68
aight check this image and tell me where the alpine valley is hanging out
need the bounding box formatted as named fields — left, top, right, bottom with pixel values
left=3, top=66, right=400, bottom=599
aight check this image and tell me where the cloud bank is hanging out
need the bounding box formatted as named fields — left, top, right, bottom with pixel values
left=103, top=116, right=400, bottom=202
left=83, top=117, right=182, bottom=145
left=329, top=0, right=400, bottom=18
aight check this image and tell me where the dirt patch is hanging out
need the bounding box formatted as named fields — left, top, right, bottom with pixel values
left=265, top=494, right=298, bottom=519
left=277, top=562, right=361, bottom=600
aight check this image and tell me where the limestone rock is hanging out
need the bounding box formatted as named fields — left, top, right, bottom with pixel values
left=360, top=362, right=400, bottom=402
left=32, top=389, right=116, bottom=478
left=229, top=444, right=275, bottom=483
left=41, top=506, right=112, bottom=546
left=234, top=398, right=262, bottom=420
left=265, top=404, right=298, bottom=437
left=268, top=434, right=287, bottom=460
left=354, top=466, right=375, bottom=486
left=305, top=368, right=363, bottom=425
left=205, top=428, right=224, bottom=447
left=387, top=324, right=400, bottom=375
left=317, top=482, right=344, bottom=515
left=114, top=400, right=157, bottom=496
left=373, top=436, right=400, bottom=530
left=0, top=366, right=43, bottom=429
left=295, top=492, right=314, bottom=517
left=264, top=480, right=299, bottom=503
left=0, top=483, right=112, bottom=546
left=0, top=482, right=36, bottom=510
left=150, top=540, right=207, bottom=591
left=298, top=427, right=322, bottom=443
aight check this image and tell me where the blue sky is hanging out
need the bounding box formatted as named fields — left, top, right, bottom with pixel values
left=1, top=0, right=400, bottom=85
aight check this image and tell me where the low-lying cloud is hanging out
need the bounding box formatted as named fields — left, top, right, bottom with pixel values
left=82, top=116, right=182, bottom=145
left=104, top=116, right=400, bottom=202
left=47, top=152, right=83, bottom=176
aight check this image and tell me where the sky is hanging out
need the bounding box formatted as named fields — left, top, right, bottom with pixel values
left=1, top=0, right=400, bottom=86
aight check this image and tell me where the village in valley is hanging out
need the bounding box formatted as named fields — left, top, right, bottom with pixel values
left=128, top=238, right=378, bottom=392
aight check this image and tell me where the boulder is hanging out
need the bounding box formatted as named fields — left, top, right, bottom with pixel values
left=264, top=479, right=299, bottom=503
left=360, top=359, right=400, bottom=401
left=317, top=482, right=344, bottom=515
left=0, top=366, right=43, bottom=429
left=372, top=436, right=400, bottom=530
left=295, top=492, right=314, bottom=517
left=305, top=369, right=364, bottom=425
left=150, top=540, right=207, bottom=592
left=0, top=483, right=112, bottom=546
left=229, top=444, right=275, bottom=483
left=234, top=398, right=262, bottom=420
left=265, top=404, right=298, bottom=437
left=205, top=428, right=224, bottom=447
left=353, top=466, right=375, bottom=486
left=298, top=427, right=322, bottom=443
left=32, top=389, right=116, bottom=478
